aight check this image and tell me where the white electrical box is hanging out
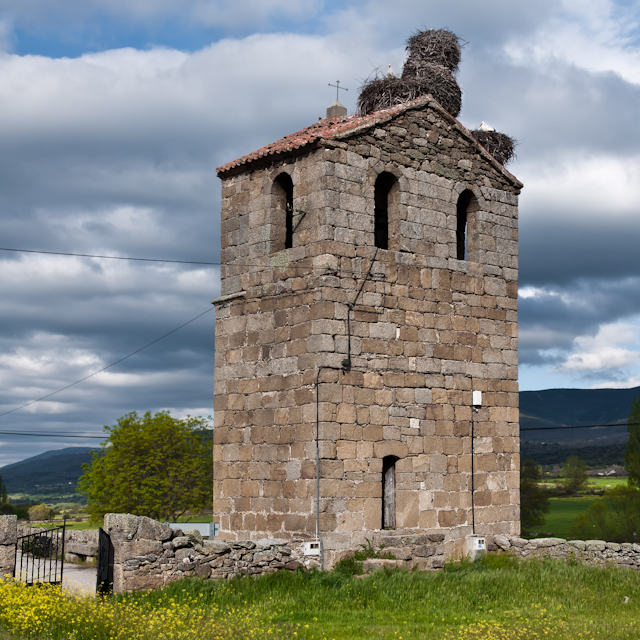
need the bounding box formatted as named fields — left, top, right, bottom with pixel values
left=472, top=390, right=482, bottom=406
left=304, top=540, right=321, bottom=556
left=466, top=534, right=487, bottom=560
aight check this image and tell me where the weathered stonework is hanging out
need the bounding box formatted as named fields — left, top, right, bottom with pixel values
left=214, top=95, right=522, bottom=564
left=0, top=515, right=17, bottom=577
left=104, top=514, right=313, bottom=592
left=496, top=535, right=640, bottom=570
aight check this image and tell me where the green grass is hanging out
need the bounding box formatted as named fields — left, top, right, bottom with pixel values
left=2, top=556, right=640, bottom=638
left=538, top=477, right=628, bottom=491
left=588, top=477, right=628, bottom=489
left=61, top=520, right=99, bottom=531
left=528, top=496, right=600, bottom=538
left=100, top=556, right=640, bottom=639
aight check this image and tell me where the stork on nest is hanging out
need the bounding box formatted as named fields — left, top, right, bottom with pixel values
left=469, top=129, right=517, bottom=165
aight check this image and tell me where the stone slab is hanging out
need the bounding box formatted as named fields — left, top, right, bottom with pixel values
left=0, top=516, right=17, bottom=546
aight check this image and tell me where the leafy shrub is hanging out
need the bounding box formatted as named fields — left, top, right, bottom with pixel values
left=568, top=485, right=640, bottom=542
left=27, top=504, right=53, bottom=522
left=562, top=456, right=589, bottom=494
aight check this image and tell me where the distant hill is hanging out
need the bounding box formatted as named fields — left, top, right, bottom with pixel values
left=520, top=386, right=639, bottom=444
left=0, top=447, right=95, bottom=495
left=520, top=386, right=640, bottom=467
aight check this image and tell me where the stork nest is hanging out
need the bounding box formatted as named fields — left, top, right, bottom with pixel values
left=469, top=130, right=517, bottom=165
left=357, top=68, right=461, bottom=118
left=404, top=28, right=461, bottom=74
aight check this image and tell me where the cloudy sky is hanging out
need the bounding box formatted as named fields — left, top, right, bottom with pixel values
left=0, top=0, right=639, bottom=466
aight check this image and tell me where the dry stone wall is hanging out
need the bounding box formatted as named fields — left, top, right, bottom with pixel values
left=105, top=514, right=314, bottom=593
left=214, top=98, right=522, bottom=560
left=495, top=535, right=640, bottom=569
left=105, top=515, right=450, bottom=592
left=0, top=515, right=16, bottom=577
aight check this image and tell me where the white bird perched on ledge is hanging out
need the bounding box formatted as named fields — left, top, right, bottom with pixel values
left=479, top=121, right=495, bottom=132
left=387, top=64, right=396, bottom=78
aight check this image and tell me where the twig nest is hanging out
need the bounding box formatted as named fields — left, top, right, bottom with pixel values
left=357, top=72, right=461, bottom=118
left=404, top=29, right=461, bottom=74
left=469, top=130, right=516, bottom=165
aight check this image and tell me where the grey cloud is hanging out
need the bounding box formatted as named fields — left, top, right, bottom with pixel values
left=519, top=277, right=640, bottom=367
left=0, top=3, right=639, bottom=463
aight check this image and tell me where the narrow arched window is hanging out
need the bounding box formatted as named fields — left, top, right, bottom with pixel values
left=382, top=455, right=398, bottom=529
left=272, top=173, right=294, bottom=251
left=374, top=173, right=397, bottom=250
left=456, top=189, right=476, bottom=260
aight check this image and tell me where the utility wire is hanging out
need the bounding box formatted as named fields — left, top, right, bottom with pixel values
left=0, top=306, right=215, bottom=419
left=521, top=423, right=636, bottom=431
left=0, top=431, right=103, bottom=439
left=0, top=247, right=219, bottom=265
left=0, top=422, right=634, bottom=441
left=0, top=246, right=386, bottom=276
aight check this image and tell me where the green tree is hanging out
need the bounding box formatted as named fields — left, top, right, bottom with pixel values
left=28, top=503, right=52, bottom=521
left=569, top=486, right=640, bottom=542
left=520, top=459, right=550, bottom=530
left=626, top=396, right=640, bottom=487
left=0, top=474, right=7, bottom=505
left=562, top=455, right=588, bottom=494
left=78, top=410, right=212, bottom=522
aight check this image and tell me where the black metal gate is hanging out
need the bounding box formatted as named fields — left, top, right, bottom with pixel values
left=14, top=524, right=66, bottom=586
left=96, top=527, right=114, bottom=595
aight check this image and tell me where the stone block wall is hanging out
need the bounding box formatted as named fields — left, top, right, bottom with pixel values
left=65, top=529, right=99, bottom=563
left=496, top=535, right=640, bottom=569
left=214, top=98, right=521, bottom=558
left=0, top=515, right=17, bottom=578
left=104, top=514, right=316, bottom=593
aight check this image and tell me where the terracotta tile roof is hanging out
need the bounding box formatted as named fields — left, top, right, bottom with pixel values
left=216, top=95, right=522, bottom=189
left=216, top=96, right=433, bottom=176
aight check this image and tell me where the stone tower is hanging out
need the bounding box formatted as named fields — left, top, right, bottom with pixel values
left=213, top=94, right=522, bottom=564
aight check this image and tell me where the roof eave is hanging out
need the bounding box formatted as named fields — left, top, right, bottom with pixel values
left=217, top=141, right=320, bottom=179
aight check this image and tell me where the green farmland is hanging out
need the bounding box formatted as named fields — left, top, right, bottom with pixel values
left=527, top=496, right=600, bottom=539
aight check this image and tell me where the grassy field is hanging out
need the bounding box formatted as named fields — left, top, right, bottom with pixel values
left=2, top=555, right=640, bottom=639
left=588, top=477, right=628, bottom=489
left=538, top=477, right=628, bottom=491
left=527, top=496, right=600, bottom=539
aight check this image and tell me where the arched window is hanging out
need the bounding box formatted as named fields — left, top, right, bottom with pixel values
left=382, top=455, right=399, bottom=529
left=273, top=173, right=294, bottom=251
left=456, top=189, right=477, bottom=260
left=374, top=173, right=397, bottom=250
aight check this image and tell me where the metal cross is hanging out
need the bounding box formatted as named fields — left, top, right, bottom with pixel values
left=328, top=80, right=348, bottom=102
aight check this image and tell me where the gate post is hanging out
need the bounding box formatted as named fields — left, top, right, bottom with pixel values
left=96, top=528, right=114, bottom=595
left=0, top=515, right=17, bottom=579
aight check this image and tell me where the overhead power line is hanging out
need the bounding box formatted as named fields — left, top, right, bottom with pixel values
left=0, top=430, right=103, bottom=439
left=0, top=305, right=215, bottom=419
left=0, top=246, right=388, bottom=276
left=0, top=246, right=219, bottom=265
left=521, top=422, right=635, bottom=432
